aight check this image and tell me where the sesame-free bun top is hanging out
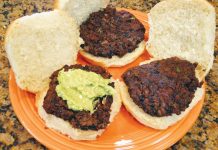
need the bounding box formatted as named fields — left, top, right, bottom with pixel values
left=55, top=0, right=109, bottom=25
left=146, top=0, right=216, bottom=81
left=119, top=0, right=215, bottom=130
left=5, top=10, right=80, bottom=93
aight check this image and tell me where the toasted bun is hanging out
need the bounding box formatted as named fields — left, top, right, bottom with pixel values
left=119, top=81, right=204, bottom=130
left=80, top=41, right=146, bottom=67
left=5, top=10, right=80, bottom=93
left=146, top=0, right=216, bottom=81
left=55, top=0, right=109, bottom=25
left=36, top=79, right=121, bottom=140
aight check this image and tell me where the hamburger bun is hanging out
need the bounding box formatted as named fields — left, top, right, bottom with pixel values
left=146, top=0, right=215, bottom=81
left=36, top=79, right=121, bottom=140
left=79, top=41, right=146, bottom=67
left=119, top=0, right=215, bottom=129
left=119, top=81, right=205, bottom=130
left=5, top=10, right=80, bottom=93
left=55, top=0, right=109, bottom=25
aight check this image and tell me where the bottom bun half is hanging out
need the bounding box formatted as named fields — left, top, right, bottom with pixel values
left=118, top=81, right=204, bottom=130
left=36, top=80, right=121, bottom=140
left=79, top=41, right=146, bottom=67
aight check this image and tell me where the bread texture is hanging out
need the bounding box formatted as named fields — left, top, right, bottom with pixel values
left=55, top=0, right=109, bottom=25
left=119, top=81, right=204, bottom=129
left=146, top=0, right=216, bottom=81
left=36, top=79, right=121, bottom=140
left=80, top=41, right=146, bottom=67
left=5, top=10, right=80, bottom=93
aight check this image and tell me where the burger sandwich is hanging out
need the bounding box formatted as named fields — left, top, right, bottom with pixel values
left=56, top=0, right=146, bottom=67
left=119, top=0, right=215, bottom=129
left=36, top=64, right=121, bottom=140
left=5, top=10, right=121, bottom=140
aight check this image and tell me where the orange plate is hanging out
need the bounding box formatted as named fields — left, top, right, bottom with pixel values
left=9, top=9, right=205, bottom=150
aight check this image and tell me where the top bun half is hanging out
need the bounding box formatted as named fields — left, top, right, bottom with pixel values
left=146, top=0, right=216, bottom=81
left=5, top=10, right=80, bottom=93
left=55, top=0, right=109, bottom=25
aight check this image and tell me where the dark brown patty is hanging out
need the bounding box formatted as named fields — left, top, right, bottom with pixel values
left=122, top=57, right=202, bottom=117
left=80, top=6, right=145, bottom=58
left=43, top=64, right=114, bottom=130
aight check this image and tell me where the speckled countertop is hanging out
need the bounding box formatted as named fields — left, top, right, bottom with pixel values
left=0, top=0, right=217, bottom=149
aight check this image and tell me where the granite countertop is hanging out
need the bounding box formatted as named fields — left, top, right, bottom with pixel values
left=0, top=0, right=217, bottom=149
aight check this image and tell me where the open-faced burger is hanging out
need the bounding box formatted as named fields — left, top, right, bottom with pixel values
left=119, top=0, right=215, bottom=129
left=37, top=64, right=121, bottom=140
left=120, top=57, right=204, bottom=129
left=56, top=0, right=146, bottom=67
left=5, top=9, right=121, bottom=140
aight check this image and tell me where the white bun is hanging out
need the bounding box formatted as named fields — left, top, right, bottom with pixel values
left=119, top=81, right=204, bottom=130
left=80, top=41, right=146, bottom=67
left=146, top=0, right=215, bottom=81
left=36, top=79, right=121, bottom=140
left=5, top=10, right=80, bottom=93
left=55, top=0, right=109, bottom=25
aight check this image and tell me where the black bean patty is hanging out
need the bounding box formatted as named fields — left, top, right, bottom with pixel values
left=43, top=64, right=114, bottom=130
left=80, top=6, right=145, bottom=58
left=122, top=57, right=202, bottom=117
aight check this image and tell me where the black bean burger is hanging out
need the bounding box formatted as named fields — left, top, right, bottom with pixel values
left=119, top=0, right=215, bottom=129
left=36, top=64, right=121, bottom=140
left=56, top=0, right=146, bottom=67
left=119, top=57, right=204, bottom=129
left=79, top=6, right=146, bottom=67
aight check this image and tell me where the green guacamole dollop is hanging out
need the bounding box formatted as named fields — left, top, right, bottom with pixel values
left=56, top=69, right=114, bottom=113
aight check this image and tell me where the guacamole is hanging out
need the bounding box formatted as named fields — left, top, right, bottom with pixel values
left=55, top=69, right=114, bottom=113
